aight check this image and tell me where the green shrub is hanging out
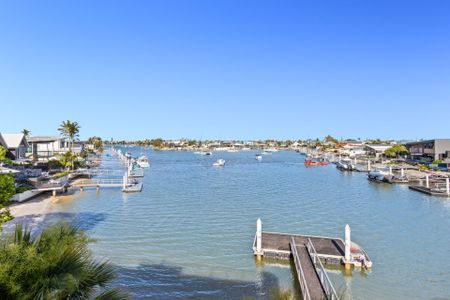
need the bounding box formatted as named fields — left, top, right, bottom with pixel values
left=52, top=171, right=69, bottom=179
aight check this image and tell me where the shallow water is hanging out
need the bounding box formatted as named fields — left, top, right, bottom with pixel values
left=49, top=148, right=450, bottom=299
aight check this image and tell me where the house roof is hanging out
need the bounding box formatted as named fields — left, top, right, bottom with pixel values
left=27, top=136, right=63, bottom=143
left=0, top=133, right=28, bottom=148
left=365, top=144, right=392, bottom=152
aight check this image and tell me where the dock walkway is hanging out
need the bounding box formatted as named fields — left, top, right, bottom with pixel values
left=252, top=218, right=374, bottom=300
left=291, top=238, right=326, bottom=300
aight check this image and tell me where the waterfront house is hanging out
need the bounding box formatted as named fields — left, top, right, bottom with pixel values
left=405, top=139, right=450, bottom=163
left=364, top=144, right=392, bottom=158
left=26, top=136, right=84, bottom=161
left=0, top=133, right=29, bottom=160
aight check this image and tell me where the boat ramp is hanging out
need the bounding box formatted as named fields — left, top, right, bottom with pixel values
left=253, top=219, right=372, bottom=300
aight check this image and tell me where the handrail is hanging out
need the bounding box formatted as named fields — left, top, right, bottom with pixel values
left=291, top=237, right=312, bottom=300
left=306, top=238, right=340, bottom=300
left=72, top=179, right=124, bottom=186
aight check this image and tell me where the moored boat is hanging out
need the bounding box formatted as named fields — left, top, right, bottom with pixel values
left=336, top=158, right=356, bottom=171
left=136, top=155, right=150, bottom=168
left=304, top=158, right=328, bottom=166
left=213, top=159, right=226, bottom=167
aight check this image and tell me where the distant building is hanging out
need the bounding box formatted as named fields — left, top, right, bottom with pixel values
left=0, top=133, right=29, bottom=160
left=405, top=139, right=450, bottom=163
left=364, top=144, right=392, bottom=158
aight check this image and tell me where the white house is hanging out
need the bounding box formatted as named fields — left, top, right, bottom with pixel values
left=26, top=136, right=84, bottom=161
left=0, top=133, right=29, bottom=160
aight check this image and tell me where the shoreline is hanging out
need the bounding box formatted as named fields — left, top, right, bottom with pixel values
left=4, top=188, right=84, bottom=234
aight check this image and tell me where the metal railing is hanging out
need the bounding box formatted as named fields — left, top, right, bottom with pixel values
left=306, top=238, right=340, bottom=300
left=290, top=237, right=312, bottom=300
left=72, top=179, right=124, bottom=186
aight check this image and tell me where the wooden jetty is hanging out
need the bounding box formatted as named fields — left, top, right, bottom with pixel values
left=408, top=175, right=450, bottom=197
left=71, top=177, right=143, bottom=193
left=253, top=219, right=372, bottom=300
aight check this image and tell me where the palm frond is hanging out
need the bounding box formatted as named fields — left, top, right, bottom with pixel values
left=94, top=288, right=130, bottom=300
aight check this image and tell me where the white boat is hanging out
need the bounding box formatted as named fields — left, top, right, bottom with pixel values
left=124, top=152, right=132, bottom=159
left=227, top=149, right=239, bottom=153
left=136, top=155, right=150, bottom=168
left=255, top=154, right=262, bottom=161
left=336, top=158, right=356, bottom=171
left=368, top=168, right=391, bottom=182
left=213, top=159, right=226, bottom=167
left=194, top=151, right=212, bottom=156
left=262, top=151, right=272, bottom=155
left=264, top=148, right=278, bottom=152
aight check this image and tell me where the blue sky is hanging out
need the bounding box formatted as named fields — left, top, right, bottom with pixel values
left=1, top=0, right=449, bottom=141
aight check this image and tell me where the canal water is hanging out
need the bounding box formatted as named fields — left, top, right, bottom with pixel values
left=50, top=148, right=450, bottom=299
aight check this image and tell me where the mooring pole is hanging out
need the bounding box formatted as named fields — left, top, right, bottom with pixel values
left=256, top=218, right=262, bottom=259
left=345, top=224, right=351, bottom=269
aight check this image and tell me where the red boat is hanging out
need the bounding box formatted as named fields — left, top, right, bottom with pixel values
left=304, top=159, right=328, bottom=166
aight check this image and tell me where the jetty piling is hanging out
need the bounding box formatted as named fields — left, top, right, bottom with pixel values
left=256, top=218, right=262, bottom=258
left=344, top=224, right=351, bottom=269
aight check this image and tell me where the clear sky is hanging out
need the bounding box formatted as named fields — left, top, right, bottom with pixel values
left=1, top=0, right=449, bottom=141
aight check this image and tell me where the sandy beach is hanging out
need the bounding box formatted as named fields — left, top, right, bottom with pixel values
left=4, top=189, right=84, bottom=234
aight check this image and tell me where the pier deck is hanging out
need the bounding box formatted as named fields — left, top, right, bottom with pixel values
left=260, top=232, right=344, bottom=262
left=255, top=231, right=346, bottom=300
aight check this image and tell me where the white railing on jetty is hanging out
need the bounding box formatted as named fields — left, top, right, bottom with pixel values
left=72, top=179, right=125, bottom=187
left=290, top=237, right=312, bottom=300
left=306, top=238, right=340, bottom=300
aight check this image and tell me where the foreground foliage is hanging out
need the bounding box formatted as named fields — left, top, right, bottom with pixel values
left=0, top=173, right=14, bottom=228
left=0, top=223, right=129, bottom=299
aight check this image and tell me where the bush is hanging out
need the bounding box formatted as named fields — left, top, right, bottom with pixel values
left=52, top=171, right=69, bottom=179
left=15, top=185, right=32, bottom=194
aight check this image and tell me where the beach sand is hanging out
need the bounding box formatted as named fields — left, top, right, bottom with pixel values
left=4, top=189, right=83, bottom=234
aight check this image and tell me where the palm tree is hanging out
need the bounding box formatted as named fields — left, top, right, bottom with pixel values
left=58, top=120, right=81, bottom=152
left=0, top=223, right=129, bottom=299
left=58, top=120, right=81, bottom=169
left=21, top=129, right=30, bottom=137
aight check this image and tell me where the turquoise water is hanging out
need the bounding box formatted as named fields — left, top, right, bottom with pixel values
left=46, top=148, right=450, bottom=299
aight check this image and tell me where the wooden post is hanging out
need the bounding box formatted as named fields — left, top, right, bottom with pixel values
left=401, top=168, right=405, bottom=178
left=426, top=174, right=429, bottom=188
left=389, top=166, right=393, bottom=175
left=344, top=224, right=351, bottom=269
left=255, top=218, right=262, bottom=259
left=354, top=157, right=357, bottom=166
left=367, top=160, right=371, bottom=171
left=52, top=189, right=56, bottom=197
